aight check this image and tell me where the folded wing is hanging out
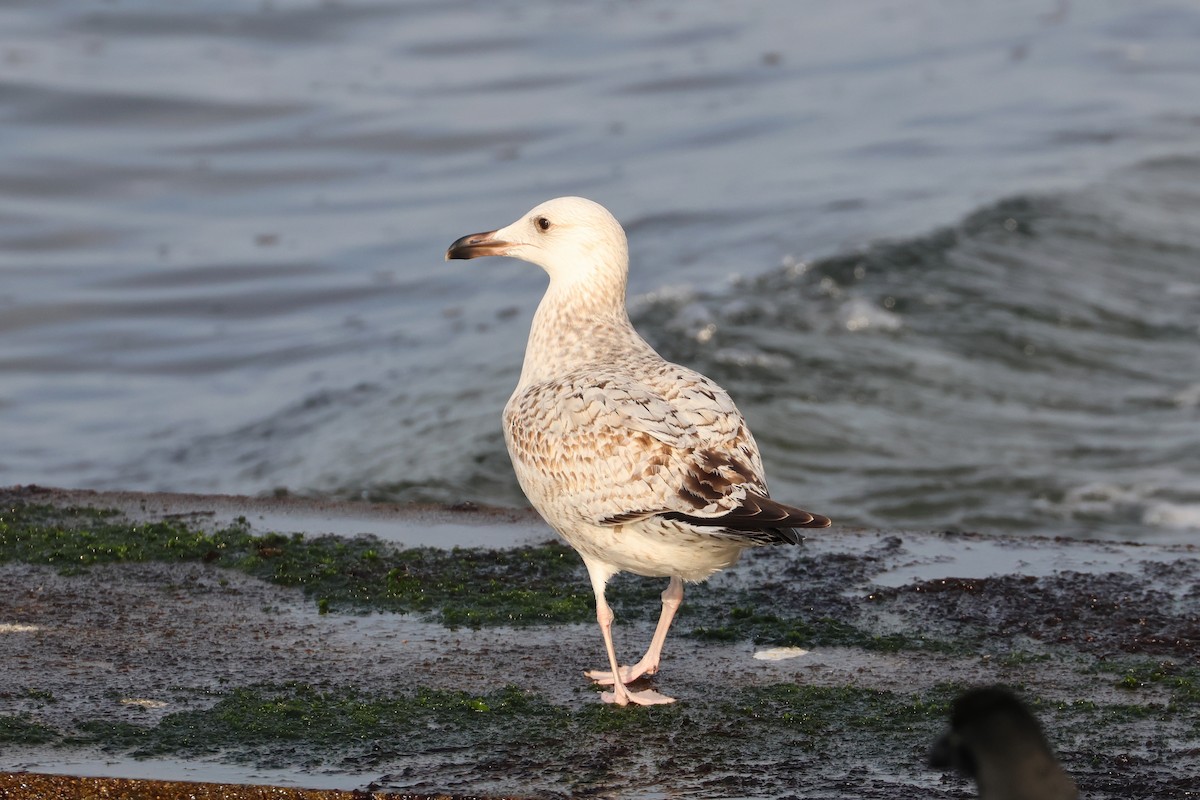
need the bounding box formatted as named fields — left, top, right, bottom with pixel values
left=505, top=367, right=829, bottom=545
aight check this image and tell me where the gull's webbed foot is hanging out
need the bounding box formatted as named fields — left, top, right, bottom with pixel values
left=602, top=686, right=676, bottom=706
left=584, top=662, right=656, bottom=686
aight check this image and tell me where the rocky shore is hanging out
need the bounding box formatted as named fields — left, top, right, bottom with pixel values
left=1, top=485, right=1196, bottom=799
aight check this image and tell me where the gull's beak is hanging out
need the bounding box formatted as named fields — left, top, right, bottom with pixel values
left=445, top=229, right=512, bottom=260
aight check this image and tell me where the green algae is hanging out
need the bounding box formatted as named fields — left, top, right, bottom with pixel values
left=379, top=543, right=606, bottom=626
left=11, top=678, right=1191, bottom=795
left=0, top=502, right=641, bottom=626
left=0, top=505, right=251, bottom=572
left=52, top=682, right=652, bottom=759
left=27, top=681, right=953, bottom=764
left=32, top=679, right=1184, bottom=794
left=0, top=715, right=56, bottom=744
left=1098, top=659, right=1200, bottom=717
left=2, top=502, right=938, bottom=651
left=0, top=501, right=1076, bottom=660
left=719, top=682, right=959, bottom=736
left=995, top=649, right=1052, bottom=667
left=64, top=684, right=558, bottom=759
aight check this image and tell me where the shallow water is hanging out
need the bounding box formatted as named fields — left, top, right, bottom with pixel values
left=1, top=0, right=1199, bottom=543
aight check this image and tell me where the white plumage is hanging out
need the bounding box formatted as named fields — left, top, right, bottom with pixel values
left=446, top=197, right=830, bottom=705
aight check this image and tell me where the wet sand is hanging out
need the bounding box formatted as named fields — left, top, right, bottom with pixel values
left=1, top=485, right=1197, bottom=799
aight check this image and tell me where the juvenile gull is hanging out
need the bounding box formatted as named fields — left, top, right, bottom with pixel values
left=446, top=197, right=830, bottom=706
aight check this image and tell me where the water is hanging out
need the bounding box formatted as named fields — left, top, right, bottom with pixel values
left=1, top=0, right=1198, bottom=543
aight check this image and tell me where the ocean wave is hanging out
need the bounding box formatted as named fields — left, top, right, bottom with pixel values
left=630, top=157, right=1200, bottom=541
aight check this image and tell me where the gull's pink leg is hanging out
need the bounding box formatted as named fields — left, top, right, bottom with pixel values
left=583, top=560, right=675, bottom=706
left=587, top=576, right=683, bottom=686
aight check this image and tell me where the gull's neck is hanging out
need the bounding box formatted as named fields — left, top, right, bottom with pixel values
left=516, top=265, right=656, bottom=390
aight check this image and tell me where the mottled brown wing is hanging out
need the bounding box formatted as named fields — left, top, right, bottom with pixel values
left=505, top=370, right=756, bottom=524
left=506, top=367, right=831, bottom=545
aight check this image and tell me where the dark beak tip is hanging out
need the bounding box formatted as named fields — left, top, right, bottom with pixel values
left=445, top=230, right=505, bottom=261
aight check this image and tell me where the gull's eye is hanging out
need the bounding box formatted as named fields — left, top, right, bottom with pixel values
left=536, top=216, right=552, bottom=232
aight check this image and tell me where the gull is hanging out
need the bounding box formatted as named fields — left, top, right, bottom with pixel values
left=446, top=197, right=830, bottom=706
left=929, top=686, right=1079, bottom=800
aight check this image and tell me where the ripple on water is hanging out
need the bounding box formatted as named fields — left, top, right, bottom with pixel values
left=1, top=1, right=1200, bottom=544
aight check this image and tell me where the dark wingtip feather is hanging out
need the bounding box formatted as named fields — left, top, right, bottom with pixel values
left=661, top=491, right=831, bottom=542
left=805, top=512, right=832, bottom=529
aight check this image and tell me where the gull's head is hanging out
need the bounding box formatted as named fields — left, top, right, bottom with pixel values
left=445, top=197, right=629, bottom=284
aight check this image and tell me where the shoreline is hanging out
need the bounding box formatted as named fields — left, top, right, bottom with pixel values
left=1, top=485, right=1196, bottom=798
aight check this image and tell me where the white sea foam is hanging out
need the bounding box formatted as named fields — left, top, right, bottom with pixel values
left=1038, top=481, right=1200, bottom=533
left=836, top=297, right=903, bottom=333
left=1143, top=502, right=1200, bottom=531
left=1172, top=383, right=1200, bottom=409
left=714, top=348, right=791, bottom=369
